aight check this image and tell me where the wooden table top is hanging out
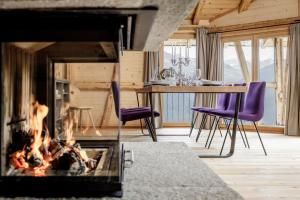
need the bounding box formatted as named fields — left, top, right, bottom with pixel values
left=135, top=85, right=247, bottom=93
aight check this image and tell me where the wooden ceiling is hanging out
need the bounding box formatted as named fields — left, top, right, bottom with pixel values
left=172, top=0, right=256, bottom=38
left=187, top=0, right=254, bottom=25
left=172, top=0, right=300, bottom=39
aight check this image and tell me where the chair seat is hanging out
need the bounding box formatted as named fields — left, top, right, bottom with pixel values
left=209, top=110, right=260, bottom=122
left=121, top=107, right=160, bottom=122
left=191, top=107, right=224, bottom=114
left=121, top=107, right=151, bottom=113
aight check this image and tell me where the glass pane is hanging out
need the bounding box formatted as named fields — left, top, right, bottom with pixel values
left=1, top=42, right=120, bottom=178
left=261, top=87, right=277, bottom=125
left=259, top=38, right=275, bottom=82
left=258, top=36, right=288, bottom=126
left=163, top=40, right=196, bottom=123
left=54, top=63, right=119, bottom=141
left=163, top=93, right=194, bottom=123
left=241, top=40, right=252, bottom=79
left=223, top=40, right=252, bottom=83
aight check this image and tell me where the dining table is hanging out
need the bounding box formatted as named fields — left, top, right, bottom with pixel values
left=135, top=85, right=247, bottom=158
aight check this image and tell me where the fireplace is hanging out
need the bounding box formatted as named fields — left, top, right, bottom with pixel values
left=0, top=8, right=157, bottom=197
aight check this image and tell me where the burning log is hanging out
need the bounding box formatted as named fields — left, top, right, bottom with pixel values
left=49, top=139, right=65, bottom=160
left=8, top=101, right=99, bottom=176
left=52, top=151, right=87, bottom=176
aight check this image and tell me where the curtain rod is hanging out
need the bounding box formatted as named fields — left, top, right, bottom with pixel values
left=208, top=20, right=300, bottom=34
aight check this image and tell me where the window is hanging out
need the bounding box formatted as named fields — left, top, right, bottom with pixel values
left=163, top=40, right=196, bottom=124
left=223, top=40, right=252, bottom=83
left=223, top=35, right=288, bottom=127
left=258, top=37, right=288, bottom=126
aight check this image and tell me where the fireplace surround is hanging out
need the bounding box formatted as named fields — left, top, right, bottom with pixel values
left=0, top=8, right=157, bottom=197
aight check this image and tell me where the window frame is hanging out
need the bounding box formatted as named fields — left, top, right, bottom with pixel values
left=221, top=29, right=289, bottom=130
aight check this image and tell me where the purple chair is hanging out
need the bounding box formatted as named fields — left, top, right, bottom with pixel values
left=189, top=93, right=230, bottom=144
left=111, top=81, right=160, bottom=141
left=207, top=83, right=248, bottom=149
left=212, top=82, right=267, bottom=155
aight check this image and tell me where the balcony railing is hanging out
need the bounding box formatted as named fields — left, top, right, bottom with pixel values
left=163, top=93, right=195, bottom=123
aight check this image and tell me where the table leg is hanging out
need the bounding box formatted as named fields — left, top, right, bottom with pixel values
left=199, top=93, right=241, bottom=158
left=149, top=92, right=157, bottom=142
left=136, top=92, right=146, bottom=135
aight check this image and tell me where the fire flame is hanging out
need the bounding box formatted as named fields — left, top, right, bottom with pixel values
left=64, top=116, right=75, bottom=146
left=28, top=102, right=49, bottom=161
left=9, top=101, right=93, bottom=176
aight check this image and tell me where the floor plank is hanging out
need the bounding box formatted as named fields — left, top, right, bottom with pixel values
left=120, top=128, right=300, bottom=200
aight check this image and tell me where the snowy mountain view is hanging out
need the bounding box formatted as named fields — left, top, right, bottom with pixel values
left=162, top=42, right=285, bottom=125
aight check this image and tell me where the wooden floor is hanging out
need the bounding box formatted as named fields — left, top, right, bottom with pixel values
left=121, top=128, right=300, bottom=200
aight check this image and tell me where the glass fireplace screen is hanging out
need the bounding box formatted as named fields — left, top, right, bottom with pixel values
left=1, top=42, right=121, bottom=177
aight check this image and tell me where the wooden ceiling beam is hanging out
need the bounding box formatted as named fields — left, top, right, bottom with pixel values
left=192, top=0, right=206, bottom=25
left=238, top=0, right=253, bottom=13
left=210, top=7, right=238, bottom=22
left=170, top=33, right=196, bottom=39
left=209, top=17, right=300, bottom=33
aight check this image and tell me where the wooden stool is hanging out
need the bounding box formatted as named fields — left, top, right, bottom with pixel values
left=70, top=106, right=97, bottom=133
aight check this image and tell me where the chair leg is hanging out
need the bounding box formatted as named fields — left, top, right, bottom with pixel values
left=189, top=112, right=199, bottom=137
left=237, top=122, right=247, bottom=148
left=253, top=122, right=267, bottom=156
left=208, top=117, right=221, bottom=149
left=240, top=120, right=250, bottom=148
left=217, top=119, right=223, bottom=137
left=196, top=113, right=207, bottom=142
left=224, top=119, right=232, bottom=139
left=144, top=118, right=154, bottom=140
left=205, top=116, right=217, bottom=148
left=220, top=119, right=232, bottom=156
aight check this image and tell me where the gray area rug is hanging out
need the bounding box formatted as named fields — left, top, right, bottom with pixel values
left=109, top=142, right=243, bottom=200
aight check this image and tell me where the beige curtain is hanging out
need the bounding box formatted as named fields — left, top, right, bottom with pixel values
left=144, top=52, right=163, bottom=128
left=194, top=28, right=223, bottom=128
left=285, top=23, right=300, bottom=136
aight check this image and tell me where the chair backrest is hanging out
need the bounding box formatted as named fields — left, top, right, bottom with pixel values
left=216, top=84, right=231, bottom=110
left=243, top=81, right=266, bottom=120
left=216, top=93, right=230, bottom=110
left=111, top=81, right=120, bottom=118
left=227, top=83, right=247, bottom=111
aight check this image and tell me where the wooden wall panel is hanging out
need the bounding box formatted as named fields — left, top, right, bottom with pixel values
left=67, top=51, right=145, bottom=128
left=119, top=51, right=144, bottom=127
left=66, top=63, right=114, bottom=127
left=70, top=63, right=115, bottom=82
left=211, top=0, right=298, bottom=27
left=120, top=51, right=144, bottom=83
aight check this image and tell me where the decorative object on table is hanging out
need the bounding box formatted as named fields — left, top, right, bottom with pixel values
left=193, top=68, right=202, bottom=86
left=160, top=68, right=177, bottom=86
left=170, top=40, right=191, bottom=86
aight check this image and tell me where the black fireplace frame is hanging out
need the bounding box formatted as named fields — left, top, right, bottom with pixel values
left=0, top=7, right=157, bottom=197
